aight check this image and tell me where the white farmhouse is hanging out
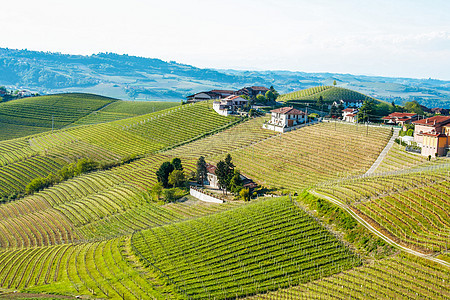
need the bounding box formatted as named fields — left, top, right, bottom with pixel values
left=263, top=106, right=306, bottom=132
left=213, top=95, right=248, bottom=116
left=342, top=108, right=358, bottom=123
left=205, top=163, right=219, bottom=188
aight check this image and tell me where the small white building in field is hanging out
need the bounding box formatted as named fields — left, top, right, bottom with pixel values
left=263, top=106, right=306, bottom=132
left=213, top=95, right=248, bottom=116
left=342, top=108, right=358, bottom=123
left=205, top=163, right=219, bottom=188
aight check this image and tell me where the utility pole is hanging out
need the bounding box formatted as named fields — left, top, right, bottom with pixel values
left=305, top=104, right=308, bottom=124
left=365, top=112, right=368, bottom=136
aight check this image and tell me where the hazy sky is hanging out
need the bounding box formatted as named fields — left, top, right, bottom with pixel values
left=2, top=0, right=450, bottom=79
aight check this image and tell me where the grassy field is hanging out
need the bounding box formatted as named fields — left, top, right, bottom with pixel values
left=132, top=196, right=361, bottom=299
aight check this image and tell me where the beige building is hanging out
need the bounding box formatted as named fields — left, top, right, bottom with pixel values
left=413, top=116, right=450, bottom=156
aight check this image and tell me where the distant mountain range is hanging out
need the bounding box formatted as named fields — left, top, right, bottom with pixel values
left=1, top=48, right=450, bottom=108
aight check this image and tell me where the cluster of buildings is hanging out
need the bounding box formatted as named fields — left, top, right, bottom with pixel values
left=186, top=86, right=269, bottom=103
left=341, top=109, right=450, bottom=157
left=187, top=86, right=270, bottom=117
left=412, top=116, right=450, bottom=157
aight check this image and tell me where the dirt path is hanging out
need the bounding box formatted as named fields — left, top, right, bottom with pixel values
left=365, top=128, right=400, bottom=175
left=309, top=189, right=450, bottom=268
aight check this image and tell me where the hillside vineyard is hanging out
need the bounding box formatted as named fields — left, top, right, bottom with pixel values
left=0, top=93, right=448, bottom=299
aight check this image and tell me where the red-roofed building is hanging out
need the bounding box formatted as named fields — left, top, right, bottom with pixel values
left=413, top=116, right=450, bottom=156
left=263, top=106, right=307, bottom=132
left=382, top=112, right=418, bottom=128
left=431, top=107, right=450, bottom=115
left=187, top=90, right=237, bottom=103
left=205, top=163, right=219, bottom=188
left=237, top=86, right=269, bottom=98
left=342, top=108, right=358, bottom=123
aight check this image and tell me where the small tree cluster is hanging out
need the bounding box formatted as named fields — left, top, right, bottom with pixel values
left=25, top=158, right=98, bottom=195
left=215, top=154, right=245, bottom=197
left=156, top=158, right=185, bottom=188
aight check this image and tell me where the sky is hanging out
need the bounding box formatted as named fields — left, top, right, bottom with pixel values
left=2, top=0, right=450, bottom=80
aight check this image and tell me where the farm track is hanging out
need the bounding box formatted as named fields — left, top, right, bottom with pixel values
left=309, top=189, right=450, bottom=268
left=365, top=128, right=399, bottom=175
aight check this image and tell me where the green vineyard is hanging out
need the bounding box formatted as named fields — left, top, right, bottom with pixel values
left=0, top=91, right=448, bottom=300
left=132, top=197, right=361, bottom=299
left=67, top=100, right=180, bottom=127
left=0, top=93, right=117, bottom=140
left=247, top=253, right=450, bottom=299
left=278, top=86, right=374, bottom=103
left=316, top=166, right=450, bottom=253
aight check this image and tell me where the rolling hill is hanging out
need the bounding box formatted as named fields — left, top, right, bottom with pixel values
left=0, top=93, right=448, bottom=299
left=2, top=48, right=450, bottom=107
left=0, top=93, right=179, bottom=141
left=277, top=86, right=376, bottom=103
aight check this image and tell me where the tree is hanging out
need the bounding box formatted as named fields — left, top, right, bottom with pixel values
left=171, top=157, right=183, bottom=171
left=316, top=95, right=324, bottom=108
left=239, top=188, right=251, bottom=201
left=215, top=161, right=229, bottom=193
left=256, top=94, right=266, bottom=104
left=229, top=170, right=243, bottom=194
left=162, top=188, right=176, bottom=202
left=333, top=80, right=337, bottom=86
left=196, top=156, right=207, bottom=185
left=358, top=98, right=376, bottom=122
left=249, top=109, right=256, bottom=117
left=150, top=182, right=163, bottom=201
left=224, top=154, right=235, bottom=189
left=329, top=103, right=341, bottom=118
left=225, top=154, right=235, bottom=172
left=404, top=100, right=424, bottom=115
left=269, top=86, right=279, bottom=99
left=265, top=90, right=277, bottom=103
left=25, top=177, right=47, bottom=194
left=74, top=158, right=97, bottom=176
left=215, top=154, right=236, bottom=194
left=156, top=161, right=174, bottom=188
left=168, top=170, right=186, bottom=187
